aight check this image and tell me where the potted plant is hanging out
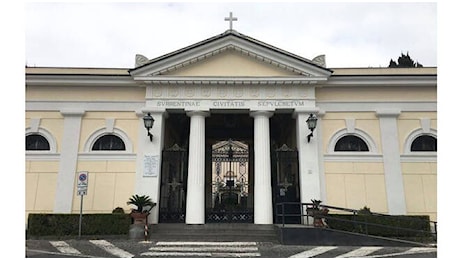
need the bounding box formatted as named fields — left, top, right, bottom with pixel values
left=307, top=199, right=329, bottom=227
left=127, top=194, right=156, bottom=224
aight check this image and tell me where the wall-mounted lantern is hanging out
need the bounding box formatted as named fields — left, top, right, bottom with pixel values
left=143, top=112, right=154, bottom=142
left=306, top=113, right=318, bottom=143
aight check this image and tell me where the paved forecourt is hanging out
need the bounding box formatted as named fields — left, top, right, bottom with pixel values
left=26, top=239, right=437, bottom=258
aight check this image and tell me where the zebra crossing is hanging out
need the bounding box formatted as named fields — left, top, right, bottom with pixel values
left=48, top=241, right=82, bottom=255
left=33, top=239, right=437, bottom=258
left=141, top=241, right=261, bottom=257
left=89, top=239, right=135, bottom=258
left=47, top=239, right=134, bottom=258
left=289, top=246, right=437, bottom=258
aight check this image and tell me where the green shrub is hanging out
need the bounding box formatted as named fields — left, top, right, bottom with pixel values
left=325, top=214, right=432, bottom=239
left=27, top=213, right=131, bottom=237
left=112, top=207, right=125, bottom=214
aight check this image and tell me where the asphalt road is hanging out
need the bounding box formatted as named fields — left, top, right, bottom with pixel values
left=25, top=239, right=437, bottom=258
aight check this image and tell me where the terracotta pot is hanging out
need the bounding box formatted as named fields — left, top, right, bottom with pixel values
left=311, top=209, right=329, bottom=227
left=130, top=212, right=149, bottom=224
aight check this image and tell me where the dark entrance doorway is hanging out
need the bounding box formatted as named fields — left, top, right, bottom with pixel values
left=159, top=113, right=190, bottom=223
left=270, top=113, right=301, bottom=224
left=271, top=144, right=301, bottom=224
left=158, top=144, right=188, bottom=222
left=205, top=113, right=254, bottom=223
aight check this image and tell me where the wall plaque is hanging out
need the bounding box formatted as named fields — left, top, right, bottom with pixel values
left=143, top=155, right=159, bottom=177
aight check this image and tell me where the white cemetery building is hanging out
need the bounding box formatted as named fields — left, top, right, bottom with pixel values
left=25, top=17, right=437, bottom=226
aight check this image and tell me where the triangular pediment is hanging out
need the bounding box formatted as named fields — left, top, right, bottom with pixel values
left=130, top=30, right=332, bottom=82
left=163, top=48, right=300, bottom=77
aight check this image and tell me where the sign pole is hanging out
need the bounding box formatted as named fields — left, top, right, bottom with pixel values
left=76, top=171, right=88, bottom=239
left=78, top=194, right=83, bottom=239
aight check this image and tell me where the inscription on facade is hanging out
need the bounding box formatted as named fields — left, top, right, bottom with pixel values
left=155, top=99, right=306, bottom=108
left=213, top=101, right=245, bottom=107
left=257, top=100, right=305, bottom=107
left=157, top=101, right=202, bottom=107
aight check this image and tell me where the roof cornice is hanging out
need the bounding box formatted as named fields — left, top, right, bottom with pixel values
left=26, top=74, right=137, bottom=87
left=133, top=76, right=328, bottom=85
left=324, top=75, right=437, bottom=87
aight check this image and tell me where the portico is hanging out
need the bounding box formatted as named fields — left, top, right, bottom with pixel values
left=145, top=108, right=323, bottom=225
left=129, top=29, right=332, bottom=225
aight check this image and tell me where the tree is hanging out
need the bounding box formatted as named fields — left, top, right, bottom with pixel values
left=388, top=52, right=423, bottom=68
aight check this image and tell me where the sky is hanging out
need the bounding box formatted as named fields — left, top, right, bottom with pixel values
left=24, top=1, right=437, bottom=69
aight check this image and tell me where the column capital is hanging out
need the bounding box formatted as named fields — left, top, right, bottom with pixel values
left=375, top=109, right=401, bottom=118
left=250, top=110, right=273, bottom=118
left=186, top=110, right=210, bottom=118
left=293, top=108, right=324, bottom=118
left=60, top=109, right=85, bottom=117
left=135, top=108, right=168, bottom=118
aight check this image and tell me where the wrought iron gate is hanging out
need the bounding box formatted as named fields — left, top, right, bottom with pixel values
left=271, top=144, right=301, bottom=224
left=207, top=139, right=253, bottom=223
left=159, top=144, right=188, bottom=223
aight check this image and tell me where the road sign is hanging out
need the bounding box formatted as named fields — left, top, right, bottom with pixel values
left=77, top=171, right=88, bottom=196
left=78, top=171, right=88, bottom=186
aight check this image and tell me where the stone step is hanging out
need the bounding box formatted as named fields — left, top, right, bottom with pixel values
left=147, top=223, right=278, bottom=242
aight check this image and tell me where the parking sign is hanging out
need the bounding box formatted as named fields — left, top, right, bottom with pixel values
left=77, top=171, right=88, bottom=196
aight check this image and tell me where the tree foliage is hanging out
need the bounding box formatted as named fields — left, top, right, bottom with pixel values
left=389, top=52, right=423, bottom=68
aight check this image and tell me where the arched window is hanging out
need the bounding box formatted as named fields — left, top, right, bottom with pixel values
left=92, top=134, right=126, bottom=151
left=26, top=134, right=50, bottom=151
left=334, top=135, right=369, bottom=152
left=410, top=135, right=437, bottom=152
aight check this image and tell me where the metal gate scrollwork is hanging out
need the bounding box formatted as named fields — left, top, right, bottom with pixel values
left=272, top=144, right=301, bottom=224
left=207, top=139, right=253, bottom=223
left=159, top=144, right=188, bottom=223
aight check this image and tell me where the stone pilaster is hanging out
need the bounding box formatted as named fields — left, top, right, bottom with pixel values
left=376, top=109, right=406, bottom=215
left=134, top=109, right=167, bottom=224
left=294, top=109, right=322, bottom=221
left=54, top=109, right=85, bottom=213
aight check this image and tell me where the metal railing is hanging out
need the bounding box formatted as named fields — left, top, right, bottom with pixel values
left=275, top=202, right=437, bottom=244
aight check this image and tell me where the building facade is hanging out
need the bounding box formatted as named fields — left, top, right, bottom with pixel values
left=25, top=30, right=437, bottom=225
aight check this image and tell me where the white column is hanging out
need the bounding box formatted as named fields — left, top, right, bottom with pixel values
left=294, top=110, right=322, bottom=221
left=377, top=109, right=406, bottom=215
left=251, top=111, right=273, bottom=224
left=134, top=109, right=167, bottom=224
left=54, top=109, right=85, bottom=213
left=185, top=111, right=209, bottom=224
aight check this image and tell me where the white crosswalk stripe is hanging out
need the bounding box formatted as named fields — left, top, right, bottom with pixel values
left=367, top=247, right=437, bottom=258
left=89, top=239, right=135, bottom=258
left=141, top=241, right=261, bottom=257
left=289, top=246, right=338, bottom=258
left=156, top=241, right=257, bottom=246
left=335, top=246, right=383, bottom=258
left=49, top=241, right=82, bottom=255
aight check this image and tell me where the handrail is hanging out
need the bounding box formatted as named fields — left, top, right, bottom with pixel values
left=275, top=202, right=437, bottom=244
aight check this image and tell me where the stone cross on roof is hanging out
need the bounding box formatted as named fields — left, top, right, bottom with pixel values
left=224, top=12, right=238, bottom=30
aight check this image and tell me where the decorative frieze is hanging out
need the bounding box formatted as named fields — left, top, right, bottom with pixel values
left=145, top=85, right=316, bottom=110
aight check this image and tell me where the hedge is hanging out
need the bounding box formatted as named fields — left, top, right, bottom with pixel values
left=325, top=214, right=432, bottom=239
left=27, top=213, right=131, bottom=237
